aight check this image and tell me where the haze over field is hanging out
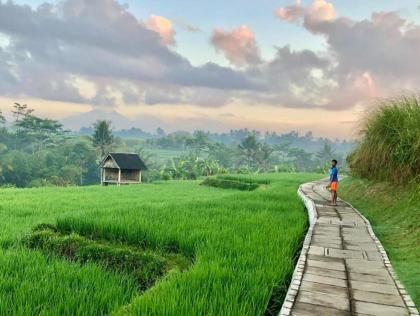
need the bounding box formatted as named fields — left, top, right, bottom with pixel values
left=1, top=0, right=420, bottom=137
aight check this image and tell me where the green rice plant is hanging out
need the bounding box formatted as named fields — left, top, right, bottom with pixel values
left=24, top=226, right=190, bottom=291
left=0, top=248, right=137, bottom=316
left=0, top=173, right=321, bottom=315
left=201, top=177, right=259, bottom=191
left=348, top=95, right=420, bottom=184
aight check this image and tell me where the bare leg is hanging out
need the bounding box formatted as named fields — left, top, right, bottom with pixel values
left=333, top=191, right=337, bottom=205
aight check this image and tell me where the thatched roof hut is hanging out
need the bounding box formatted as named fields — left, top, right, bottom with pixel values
left=100, top=152, right=147, bottom=185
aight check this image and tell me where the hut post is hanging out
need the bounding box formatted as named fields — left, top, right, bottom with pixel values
left=102, top=168, right=106, bottom=186
left=100, top=168, right=103, bottom=185
left=139, top=171, right=142, bottom=183
left=118, top=168, right=121, bottom=186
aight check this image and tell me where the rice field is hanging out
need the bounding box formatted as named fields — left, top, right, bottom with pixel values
left=0, top=173, right=320, bottom=315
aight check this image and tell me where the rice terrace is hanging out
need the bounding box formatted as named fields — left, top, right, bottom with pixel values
left=1, top=173, right=319, bottom=315
left=1, top=0, right=420, bottom=315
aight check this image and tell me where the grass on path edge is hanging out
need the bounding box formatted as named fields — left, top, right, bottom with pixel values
left=340, top=177, right=419, bottom=307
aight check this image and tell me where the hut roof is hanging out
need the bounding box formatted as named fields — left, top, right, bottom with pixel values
left=103, top=152, right=147, bottom=170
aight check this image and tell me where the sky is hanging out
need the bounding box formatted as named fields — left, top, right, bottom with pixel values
left=0, top=0, right=419, bottom=138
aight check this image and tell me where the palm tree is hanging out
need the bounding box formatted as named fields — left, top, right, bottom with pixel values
left=238, top=134, right=260, bottom=169
left=257, top=143, right=274, bottom=171
left=288, top=148, right=314, bottom=172
left=316, top=142, right=335, bottom=171
left=91, top=120, right=114, bottom=157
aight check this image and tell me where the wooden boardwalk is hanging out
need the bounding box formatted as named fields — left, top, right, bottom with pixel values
left=280, top=179, right=419, bottom=316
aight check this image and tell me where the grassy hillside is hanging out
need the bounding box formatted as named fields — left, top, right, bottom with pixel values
left=340, top=177, right=419, bottom=306
left=348, top=95, right=420, bottom=184
left=0, top=173, right=320, bottom=315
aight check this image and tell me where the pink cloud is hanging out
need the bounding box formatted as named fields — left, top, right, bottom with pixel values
left=275, top=2, right=304, bottom=22
left=305, top=0, right=336, bottom=24
left=275, top=0, right=336, bottom=25
left=210, top=26, right=261, bottom=67
left=145, top=15, right=176, bottom=46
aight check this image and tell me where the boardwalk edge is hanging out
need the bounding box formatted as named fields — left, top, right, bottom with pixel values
left=280, top=182, right=419, bottom=316
left=279, top=186, right=318, bottom=316
left=335, top=188, right=420, bottom=315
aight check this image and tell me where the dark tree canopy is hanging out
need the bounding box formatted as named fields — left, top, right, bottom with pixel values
left=92, top=120, right=114, bottom=157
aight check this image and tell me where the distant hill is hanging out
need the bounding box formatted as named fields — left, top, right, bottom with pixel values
left=61, top=109, right=133, bottom=130
left=61, top=109, right=166, bottom=132
left=77, top=126, right=152, bottom=138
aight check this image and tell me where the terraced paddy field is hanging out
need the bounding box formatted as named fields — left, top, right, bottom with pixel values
left=0, top=173, right=320, bottom=315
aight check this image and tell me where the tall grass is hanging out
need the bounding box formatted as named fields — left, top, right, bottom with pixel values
left=0, top=248, right=137, bottom=315
left=348, top=95, right=420, bottom=184
left=340, top=177, right=420, bottom=306
left=0, top=173, right=321, bottom=315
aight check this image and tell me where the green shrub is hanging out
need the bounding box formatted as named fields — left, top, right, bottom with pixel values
left=216, top=174, right=271, bottom=184
left=348, top=95, right=420, bottom=184
left=201, top=177, right=259, bottom=191
left=24, top=226, right=190, bottom=291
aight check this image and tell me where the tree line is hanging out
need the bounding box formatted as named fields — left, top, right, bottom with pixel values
left=89, top=122, right=348, bottom=181
left=0, top=104, right=100, bottom=187
left=0, top=103, right=352, bottom=187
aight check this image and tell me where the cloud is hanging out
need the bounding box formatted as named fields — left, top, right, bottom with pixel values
left=242, top=45, right=331, bottom=108
left=144, top=87, right=182, bottom=105
left=305, top=0, right=336, bottom=25
left=172, top=18, right=202, bottom=33
left=144, top=85, right=232, bottom=107
left=275, top=2, right=304, bottom=22
left=0, top=48, right=16, bottom=89
left=310, top=10, right=420, bottom=109
left=0, top=0, right=258, bottom=107
left=218, top=112, right=235, bottom=117
left=210, top=26, right=261, bottom=67
left=275, top=0, right=335, bottom=24
left=0, top=0, right=419, bottom=114
left=276, top=1, right=420, bottom=109
left=145, top=15, right=176, bottom=46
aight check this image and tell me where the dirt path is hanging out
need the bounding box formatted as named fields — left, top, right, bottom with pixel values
left=280, top=179, right=419, bottom=316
